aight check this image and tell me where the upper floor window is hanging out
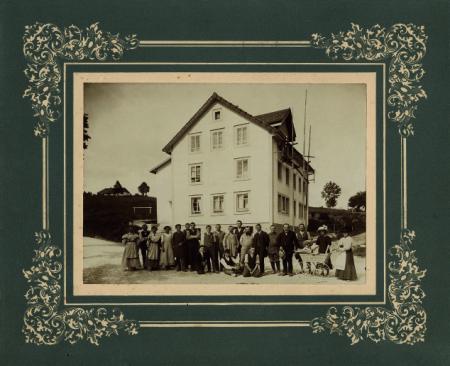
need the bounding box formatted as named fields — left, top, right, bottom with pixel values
left=235, top=125, right=248, bottom=146
left=278, top=161, right=282, bottom=181
left=293, top=173, right=297, bottom=190
left=189, top=133, right=201, bottom=153
left=211, top=129, right=224, bottom=150
left=189, top=163, right=202, bottom=184
left=293, top=199, right=297, bottom=217
left=298, top=177, right=302, bottom=192
left=235, top=191, right=249, bottom=212
left=285, top=167, right=290, bottom=186
left=235, top=157, right=249, bottom=180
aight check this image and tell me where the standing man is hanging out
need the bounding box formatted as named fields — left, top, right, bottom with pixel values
left=214, top=224, right=225, bottom=269
left=295, top=223, right=311, bottom=273
left=239, top=226, right=253, bottom=265
left=223, top=225, right=239, bottom=258
left=267, top=224, right=281, bottom=274
left=183, top=223, right=191, bottom=269
left=203, top=225, right=218, bottom=273
left=234, top=220, right=245, bottom=256
left=172, top=224, right=187, bottom=271
left=138, top=223, right=150, bottom=269
left=276, top=224, right=298, bottom=276
left=186, top=222, right=201, bottom=271
left=252, top=224, right=269, bottom=274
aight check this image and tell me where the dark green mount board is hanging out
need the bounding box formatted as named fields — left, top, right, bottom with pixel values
left=0, top=0, right=448, bottom=365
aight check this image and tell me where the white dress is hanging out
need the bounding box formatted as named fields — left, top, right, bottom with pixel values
left=335, top=236, right=353, bottom=271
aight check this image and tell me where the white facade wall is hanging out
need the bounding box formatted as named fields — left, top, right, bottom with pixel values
left=151, top=163, right=172, bottom=227
left=170, top=103, right=273, bottom=232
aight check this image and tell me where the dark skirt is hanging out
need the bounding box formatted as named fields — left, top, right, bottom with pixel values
left=335, top=250, right=357, bottom=281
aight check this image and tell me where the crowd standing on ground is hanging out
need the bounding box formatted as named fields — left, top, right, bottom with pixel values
left=121, top=220, right=357, bottom=281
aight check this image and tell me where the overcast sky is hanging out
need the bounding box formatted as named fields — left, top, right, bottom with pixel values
left=84, top=83, right=366, bottom=208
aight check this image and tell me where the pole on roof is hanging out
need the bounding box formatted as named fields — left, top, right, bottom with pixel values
left=303, top=89, right=308, bottom=227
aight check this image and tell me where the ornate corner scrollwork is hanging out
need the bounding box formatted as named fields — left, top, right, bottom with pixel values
left=23, top=22, right=138, bottom=137
left=23, top=231, right=139, bottom=345
left=311, top=23, right=427, bottom=137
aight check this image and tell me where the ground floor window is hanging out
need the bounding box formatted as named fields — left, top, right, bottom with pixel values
left=278, top=194, right=290, bottom=214
left=212, top=194, right=225, bottom=214
left=235, top=191, right=249, bottom=212
left=190, top=196, right=202, bottom=215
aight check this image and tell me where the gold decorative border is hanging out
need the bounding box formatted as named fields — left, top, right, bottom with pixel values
left=22, top=22, right=427, bottom=345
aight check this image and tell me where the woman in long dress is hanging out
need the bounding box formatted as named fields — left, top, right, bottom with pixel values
left=121, top=225, right=141, bottom=271
left=147, top=226, right=161, bottom=271
left=334, top=227, right=358, bottom=281
left=159, top=226, right=175, bottom=270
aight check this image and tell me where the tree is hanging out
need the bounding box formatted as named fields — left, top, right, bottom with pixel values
left=348, top=191, right=366, bottom=212
left=83, top=113, right=91, bottom=150
left=138, top=182, right=150, bottom=196
left=113, top=181, right=123, bottom=189
left=321, top=181, right=342, bottom=208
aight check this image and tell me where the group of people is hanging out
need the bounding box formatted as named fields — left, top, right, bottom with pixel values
left=121, top=220, right=358, bottom=281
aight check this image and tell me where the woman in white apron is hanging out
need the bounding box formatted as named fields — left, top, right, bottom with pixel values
left=334, top=227, right=358, bottom=281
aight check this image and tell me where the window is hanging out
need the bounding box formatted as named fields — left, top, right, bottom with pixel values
left=211, top=129, right=224, bottom=150
left=236, top=158, right=249, bottom=179
left=278, top=161, right=282, bottom=181
left=299, top=202, right=303, bottom=218
left=189, top=164, right=202, bottom=184
left=214, top=110, right=221, bottom=120
left=303, top=180, right=307, bottom=196
left=212, top=194, right=224, bottom=214
left=235, top=125, right=248, bottom=146
left=191, top=196, right=202, bottom=215
left=293, top=174, right=297, bottom=190
left=278, top=194, right=290, bottom=214
left=190, top=134, right=201, bottom=153
left=236, top=192, right=249, bottom=212
left=294, top=199, right=297, bottom=217
left=285, top=167, right=290, bottom=186
left=298, top=177, right=302, bottom=192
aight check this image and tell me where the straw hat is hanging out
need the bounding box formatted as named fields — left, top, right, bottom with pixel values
left=317, top=225, right=328, bottom=232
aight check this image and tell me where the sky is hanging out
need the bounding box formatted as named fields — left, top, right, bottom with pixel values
left=84, top=82, right=366, bottom=208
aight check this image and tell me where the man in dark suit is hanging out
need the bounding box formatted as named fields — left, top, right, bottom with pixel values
left=276, top=223, right=298, bottom=276
left=234, top=220, right=245, bottom=258
left=252, top=223, right=269, bottom=274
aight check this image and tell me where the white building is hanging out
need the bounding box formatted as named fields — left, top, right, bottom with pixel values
left=150, top=93, right=314, bottom=232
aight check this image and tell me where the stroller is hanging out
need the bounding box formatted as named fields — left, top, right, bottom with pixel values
left=296, top=244, right=332, bottom=276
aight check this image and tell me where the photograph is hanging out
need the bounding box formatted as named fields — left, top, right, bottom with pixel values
left=75, top=72, right=375, bottom=295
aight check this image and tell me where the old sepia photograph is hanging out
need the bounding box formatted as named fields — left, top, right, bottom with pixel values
left=74, top=72, right=376, bottom=296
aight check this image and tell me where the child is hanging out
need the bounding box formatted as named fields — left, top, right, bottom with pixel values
left=121, top=225, right=141, bottom=271
left=334, top=227, right=358, bottom=281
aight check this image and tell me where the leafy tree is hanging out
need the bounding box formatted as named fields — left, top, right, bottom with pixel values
left=138, top=182, right=150, bottom=196
left=113, top=181, right=123, bottom=189
left=83, top=113, right=91, bottom=150
left=321, top=181, right=341, bottom=208
left=348, top=191, right=366, bottom=211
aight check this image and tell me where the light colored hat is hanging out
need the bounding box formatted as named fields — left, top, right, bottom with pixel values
left=318, top=225, right=328, bottom=232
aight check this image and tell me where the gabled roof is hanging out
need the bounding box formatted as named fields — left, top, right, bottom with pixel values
left=149, top=157, right=171, bottom=174
left=255, top=108, right=291, bottom=125
left=162, top=92, right=278, bottom=154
